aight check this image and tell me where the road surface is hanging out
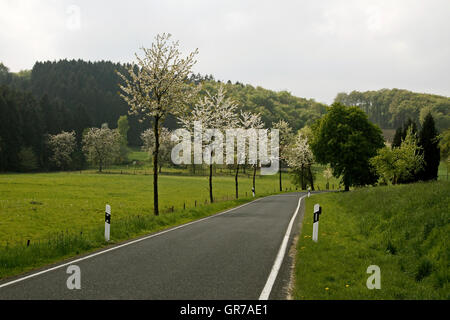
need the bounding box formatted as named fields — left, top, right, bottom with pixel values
left=0, top=192, right=306, bottom=299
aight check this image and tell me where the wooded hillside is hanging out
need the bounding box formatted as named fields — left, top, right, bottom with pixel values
left=335, top=89, right=449, bottom=131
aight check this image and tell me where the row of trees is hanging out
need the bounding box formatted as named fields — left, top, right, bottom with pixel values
left=0, top=57, right=327, bottom=172
left=138, top=86, right=316, bottom=205
left=117, top=34, right=320, bottom=215
left=2, top=34, right=447, bottom=217
left=117, top=33, right=447, bottom=216
left=41, top=120, right=129, bottom=173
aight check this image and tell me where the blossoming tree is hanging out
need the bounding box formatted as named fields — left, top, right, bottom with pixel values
left=286, top=132, right=314, bottom=190
left=178, top=85, right=238, bottom=203
left=117, top=33, right=198, bottom=215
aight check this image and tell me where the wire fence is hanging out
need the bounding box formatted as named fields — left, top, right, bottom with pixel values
left=0, top=180, right=343, bottom=252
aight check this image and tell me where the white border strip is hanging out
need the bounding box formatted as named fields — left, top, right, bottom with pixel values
left=259, top=195, right=305, bottom=300
left=0, top=196, right=265, bottom=289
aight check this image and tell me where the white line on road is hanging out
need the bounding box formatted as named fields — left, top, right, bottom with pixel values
left=0, top=196, right=266, bottom=289
left=259, top=195, right=305, bottom=300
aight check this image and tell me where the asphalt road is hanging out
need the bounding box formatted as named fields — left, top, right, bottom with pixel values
left=0, top=192, right=306, bottom=300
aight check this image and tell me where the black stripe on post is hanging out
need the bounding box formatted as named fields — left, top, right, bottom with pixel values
left=313, top=204, right=322, bottom=223
left=313, top=212, right=320, bottom=223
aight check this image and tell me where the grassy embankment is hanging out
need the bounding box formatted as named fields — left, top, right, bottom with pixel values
left=293, top=180, right=449, bottom=299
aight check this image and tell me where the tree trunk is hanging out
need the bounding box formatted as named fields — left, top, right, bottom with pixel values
left=209, top=163, right=213, bottom=203
left=99, top=159, right=102, bottom=173
left=308, top=165, right=315, bottom=191
left=279, top=165, right=282, bottom=192
left=252, top=163, right=257, bottom=194
left=159, top=165, right=162, bottom=173
left=300, top=165, right=305, bottom=190
left=235, top=164, right=239, bottom=199
left=153, top=116, right=160, bottom=215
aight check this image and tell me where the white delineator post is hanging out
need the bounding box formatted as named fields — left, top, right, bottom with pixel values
left=312, top=203, right=321, bottom=242
left=105, top=204, right=111, bottom=241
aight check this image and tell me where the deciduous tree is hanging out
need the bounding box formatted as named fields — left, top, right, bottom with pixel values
left=286, top=132, right=314, bottom=190
left=48, top=131, right=76, bottom=170
left=311, top=103, right=384, bottom=191
left=118, top=33, right=199, bottom=215
left=82, top=126, right=120, bottom=172
left=178, top=85, right=238, bottom=202
left=370, top=127, right=424, bottom=185
left=240, top=110, right=264, bottom=196
left=272, top=119, right=294, bottom=191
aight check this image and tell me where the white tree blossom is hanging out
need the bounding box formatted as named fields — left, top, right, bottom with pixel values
left=179, top=85, right=239, bottom=133
left=177, top=85, right=239, bottom=202
left=239, top=110, right=265, bottom=194
left=178, top=85, right=239, bottom=164
left=286, top=132, right=315, bottom=189
left=286, top=132, right=314, bottom=168
left=82, top=126, right=121, bottom=172
left=239, top=110, right=264, bottom=163
left=48, top=131, right=76, bottom=170
left=272, top=119, right=294, bottom=191
left=117, top=33, right=199, bottom=121
left=272, top=119, right=293, bottom=159
left=117, top=33, right=199, bottom=215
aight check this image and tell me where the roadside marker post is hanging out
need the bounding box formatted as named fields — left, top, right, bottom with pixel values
left=307, top=187, right=311, bottom=198
left=105, top=204, right=111, bottom=242
left=252, top=187, right=255, bottom=197
left=312, top=204, right=321, bottom=242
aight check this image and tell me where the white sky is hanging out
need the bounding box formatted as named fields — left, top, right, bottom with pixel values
left=1, top=0, right=449, bottom=104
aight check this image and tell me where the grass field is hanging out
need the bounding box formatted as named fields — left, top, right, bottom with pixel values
left=293, top=181, right=449, bottom=299
left=0, top=167, right=303, bottom=279
left=0, top=171, right=297, bottom=246
left=0, top=142, right=344, bottom=279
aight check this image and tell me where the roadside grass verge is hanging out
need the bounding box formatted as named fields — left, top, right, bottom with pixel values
left=293, top=181, right=449, bottom=299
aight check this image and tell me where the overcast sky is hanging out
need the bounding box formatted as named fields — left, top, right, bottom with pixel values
left=1, top=0, right=449, bottom=104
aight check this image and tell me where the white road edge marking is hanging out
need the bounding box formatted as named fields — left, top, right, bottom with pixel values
left=259, top=195, right=305, bottom=300
left=0, top=196, right=268, bottom=289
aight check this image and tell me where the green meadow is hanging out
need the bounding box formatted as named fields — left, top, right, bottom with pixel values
left=0, top=155, right=344, bottom=279
left=0, top=171, right=294, bottom=247
left=293, top=180, right=449, bottom=299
